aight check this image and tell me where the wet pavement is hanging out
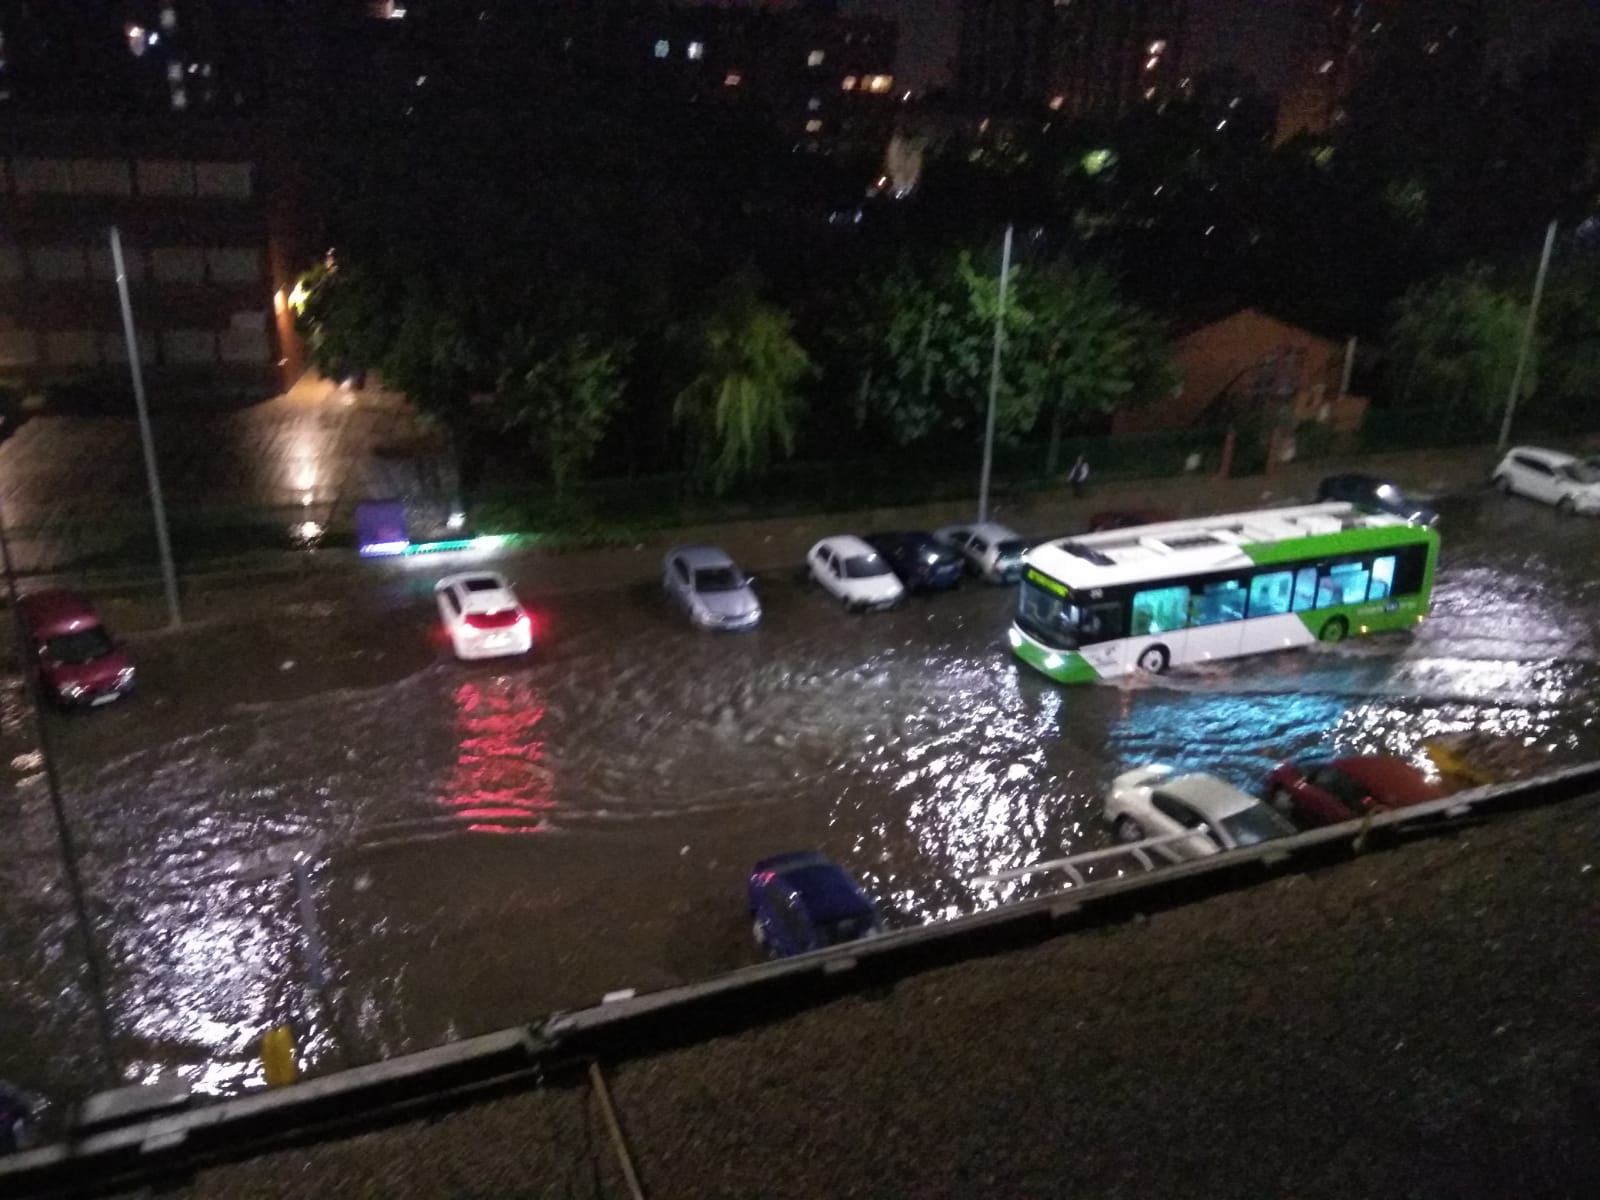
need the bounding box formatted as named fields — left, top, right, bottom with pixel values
left=2, top=486, right=1598, bottom=1104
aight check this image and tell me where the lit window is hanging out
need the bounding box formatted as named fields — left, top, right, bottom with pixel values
left=654, top=39, right=669, bottom=58
left=1049, top=95, right=1064, bottom=110
left=841, top=75, right=857, bottom=91
left=687, top=41, right=704, bottom=60
left=807, top=49, right=824, bottom=67
left=1144, top=56, right=1159, bottom=72
left=864, top=74, right=893, bottom=93
left=1147, top=39, right=1167, bottom=56
left=1228, top=95, right=1240, bottom=109
left=126, top=24, right=147, bottom=57
left=724, top=72, right=742, bottom=87
left=1318, top=59, right=1333, bottom=74
left=808, top=97, right=821, bottom=111
left=805, top=118, right=823, bottom=133
left=1143, top=86, right=1156, bottom=100
left=171, top=87, right=188, bottom=111
left=167, top=61, right=183, bottom=83
left=160, top=5, right=178, bottom=31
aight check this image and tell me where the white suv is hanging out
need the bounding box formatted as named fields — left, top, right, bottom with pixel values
left=1492, top=447, right=1600, bottom=515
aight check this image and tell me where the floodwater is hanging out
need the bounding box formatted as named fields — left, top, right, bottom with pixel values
left=3, top=492, right=1598, bottom=1100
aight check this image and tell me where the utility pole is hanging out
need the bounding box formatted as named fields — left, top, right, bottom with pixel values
left=977, top=223, right=1013, bottom=524
left=0, top=449, right=121, bottom=1086
left=1499, top=219, right=1558, bottom=452
left=109, top=226, right=182, bottom=628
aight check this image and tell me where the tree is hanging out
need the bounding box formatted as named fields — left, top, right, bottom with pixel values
left=1386, top=270, right=1532, bottom=420
left=1005, top=264, right=1178, bottom=474
left=674, top=278, right=813, bottom=494
left=496, top=333, right=629, bottom=496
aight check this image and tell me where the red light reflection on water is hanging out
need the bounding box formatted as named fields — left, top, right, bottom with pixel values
left=439, top=679, right=555, bottom=833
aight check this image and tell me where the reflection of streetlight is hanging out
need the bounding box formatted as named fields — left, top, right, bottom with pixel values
left=0, top=436, right=120, bottom=1086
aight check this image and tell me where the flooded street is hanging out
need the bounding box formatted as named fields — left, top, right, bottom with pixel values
left=3, top=491, right=1598, bottom=1099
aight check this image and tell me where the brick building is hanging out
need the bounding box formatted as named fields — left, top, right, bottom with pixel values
left=0, top=116, right=305, bottom=400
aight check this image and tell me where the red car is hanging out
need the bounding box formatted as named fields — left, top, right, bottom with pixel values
left=1265, top=755, right=1442, bottom=826
left=17, top=589, right=136, bottom=709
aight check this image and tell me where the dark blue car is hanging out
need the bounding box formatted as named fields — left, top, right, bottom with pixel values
left=864, top=532, right=964, bottom=593
left=747, top=851, right=884, bottom=958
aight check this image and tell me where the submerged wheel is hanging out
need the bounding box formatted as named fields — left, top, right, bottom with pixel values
left=1558, top=495, right=1576, bottom=515
left=752, top=918, right=766, bottom=947
left=1136, top=644, right=1170, bottom=674
left=1318, top=616, right=1349, bottom=643
left=1113, top=816, right=1145, bottom=844
left=1494, top=475, right=1513, bottom=496
left=1269, top=787, right=1296, bottom=816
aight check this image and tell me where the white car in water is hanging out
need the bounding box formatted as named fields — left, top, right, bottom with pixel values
left=435, top=571, right=534, bottom=660
left=934, top=521, right=1030, bottom=583
left=1491, top=446, right=1600, bottom=515
left=663, top=544, right=761, bottom=631
left=806, top=536, right=905, bottom=612
left=1105, top=764, right=1295, bottom=862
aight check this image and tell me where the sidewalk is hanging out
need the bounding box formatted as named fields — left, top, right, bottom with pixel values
left=76, top=444, right=1499, bottom=638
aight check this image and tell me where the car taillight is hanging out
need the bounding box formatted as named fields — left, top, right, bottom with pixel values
left=464, top=609, right=523, bottom=630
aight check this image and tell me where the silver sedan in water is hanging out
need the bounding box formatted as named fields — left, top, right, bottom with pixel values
left=663, top=545, right=762, bottom=631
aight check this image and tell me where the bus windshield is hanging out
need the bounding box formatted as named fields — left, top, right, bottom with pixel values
left=1016, top=577, right=1081, bottom=650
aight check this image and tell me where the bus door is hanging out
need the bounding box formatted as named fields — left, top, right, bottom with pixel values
left=1184, top=577, right=1248, bottom=665
left=1127, top=584, right=1193, bottom=670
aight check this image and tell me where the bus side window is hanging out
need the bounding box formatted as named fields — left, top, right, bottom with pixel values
left=1248, top=571, right=1293, bottom=617
left=1132, top=586, right=1190, bottom=636
left=1191, top=579, right=1247, bottom=626
left=1368, top=555, right=1396, bottom=601
left=1291, top=566, right=1318, bottom=611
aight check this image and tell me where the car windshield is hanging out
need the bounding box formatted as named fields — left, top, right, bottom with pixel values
left=1218, top=806, right=1295, bottom=847
left=844, top=553, right=893, bottom=578
left=995, top=538, right=1029, bottom=559
left=44, top=627, right=114, bottom=664
left=1561, top=462, right=1600, bottom=484
left=693, top=566, right=745, bottom=592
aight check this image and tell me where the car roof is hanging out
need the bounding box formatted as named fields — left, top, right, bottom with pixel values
left=814, top=534, right=875, bottom=558
left=1327, top=756, right=1440, bottom=802
left=1508, top=446, right=1575, bottom=465
left=438, top=571, right=509, bottom=590
left=19, top=588, right=101, bottom=635
left=754, top=852, right=875, bottom=922
left=1160, top=773, right=1259, bottom=819
left=667, top=544, right=736, bottom=570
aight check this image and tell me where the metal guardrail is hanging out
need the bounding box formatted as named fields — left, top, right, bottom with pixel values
left=5, top=759, right=1599, bottom=1198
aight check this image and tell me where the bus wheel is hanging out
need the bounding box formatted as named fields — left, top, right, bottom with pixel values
left=1136, top=644, right=1170, bottom=674
left=1318, top=617, right=1348, bottom=643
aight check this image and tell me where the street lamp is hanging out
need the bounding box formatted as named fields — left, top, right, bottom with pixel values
left=977, top=223, right=1014, bottom=524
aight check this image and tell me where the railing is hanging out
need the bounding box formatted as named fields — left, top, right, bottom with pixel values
left=4, top=759, right=1598, bottom=1197
left=974, top=828, right=1202, bottom=886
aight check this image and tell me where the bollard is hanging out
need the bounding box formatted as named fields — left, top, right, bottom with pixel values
left=261, top=1025, right=299, bottom=1088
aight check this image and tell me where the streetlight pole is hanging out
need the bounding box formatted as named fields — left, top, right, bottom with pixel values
left=1498, top=218, right=1558, bottom=452
left=977, top=223, right=1014, bottom=524
left=109, top=226, right=182, bottom=628
left=0, top=445, right=120, bottom=1086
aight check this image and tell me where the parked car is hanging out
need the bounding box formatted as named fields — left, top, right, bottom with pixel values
left=1265, top=754, right=1443, bottom=827
left=806, top=536, right=905, bottom=612
left=1316, top=474, right=1439, bottom=526
left=1106, top=764, right=1296, bottom=862
left=747, top=850, right=884, bottom=958
left=1491, top=446, right=1600, bottom=515
left=933, top=521, right=1030, bottom=583
left=662, top=545, right=760, bottom=631
left=434, top=571, right=534, bottom=660
left=864, top=532, right=964, bottom=593
left=17, top=589, right=136, bottom=709
left=1085, top=509, right=1178, bottom=533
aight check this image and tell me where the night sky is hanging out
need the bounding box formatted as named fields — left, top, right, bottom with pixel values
left=842, top=0, right=1600, bottom=94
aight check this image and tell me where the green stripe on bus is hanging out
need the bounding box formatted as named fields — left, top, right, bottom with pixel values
left=1241, top=525, right=1438, bottom=566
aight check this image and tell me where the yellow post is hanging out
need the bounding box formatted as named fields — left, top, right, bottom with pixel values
left=261, top=1024, right=299, bottom=1088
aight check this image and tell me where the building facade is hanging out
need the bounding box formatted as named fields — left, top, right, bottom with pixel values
left=956, top=0, right=1186, bottom=117
left=0, top=117, right=304, bottom=399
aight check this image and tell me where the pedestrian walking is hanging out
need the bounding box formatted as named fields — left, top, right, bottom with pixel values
left=1068, top=454, right=1090, bottom=499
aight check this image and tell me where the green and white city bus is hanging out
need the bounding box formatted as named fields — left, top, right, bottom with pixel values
left=1010, top=503, right=1440, bottom=683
